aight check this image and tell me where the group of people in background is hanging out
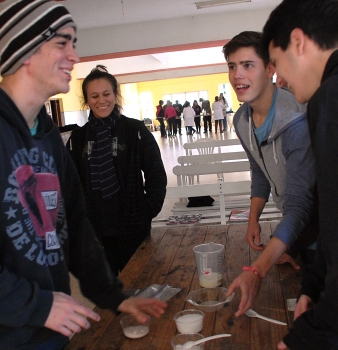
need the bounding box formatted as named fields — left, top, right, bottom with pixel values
left=155, top=93, right=230, bottom=137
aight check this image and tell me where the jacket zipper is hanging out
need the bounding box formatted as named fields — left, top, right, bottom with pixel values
left=257, top=140, right=279, bottom=196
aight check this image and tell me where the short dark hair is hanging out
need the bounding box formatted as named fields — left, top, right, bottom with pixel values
left=223, top=31, right=270, bottom=67
left=81, top=65, right=123, bottom=112
left=262, top=0, right=338, bottom=52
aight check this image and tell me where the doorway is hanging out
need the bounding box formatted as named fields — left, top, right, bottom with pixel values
left=49, top=98, right=64, bottom=127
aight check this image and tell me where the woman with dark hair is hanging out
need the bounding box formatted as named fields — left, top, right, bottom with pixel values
left=67, top=65, right=167, bottom=275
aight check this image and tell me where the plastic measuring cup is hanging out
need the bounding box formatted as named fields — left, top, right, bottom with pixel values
left=193, top=242, right=224, bottom=288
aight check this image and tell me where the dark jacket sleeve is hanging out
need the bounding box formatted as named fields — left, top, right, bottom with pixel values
left=61, top=145, right=127, bottom=311
left=139, top=124, right=167, bottom=218
left=283, top=72, right=338, bottom=349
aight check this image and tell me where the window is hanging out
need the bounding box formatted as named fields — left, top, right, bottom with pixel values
left=163, top=91, right=207, bottom=105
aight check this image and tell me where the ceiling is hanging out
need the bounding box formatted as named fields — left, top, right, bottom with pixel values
left=59, top=0, right=282, bottom=80
left=61, top=0, right=281, bottom=30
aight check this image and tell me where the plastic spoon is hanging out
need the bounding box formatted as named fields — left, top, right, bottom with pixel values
left=245, top=309, right=287, bottom=325
left=182, top=334, right=231, bottom=348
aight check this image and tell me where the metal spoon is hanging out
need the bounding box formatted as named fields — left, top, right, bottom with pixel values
left=245, top=309, right=287, bottom=325
left=182, top=334, right=231, bottom=348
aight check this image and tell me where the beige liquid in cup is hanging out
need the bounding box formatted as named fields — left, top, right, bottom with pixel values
left=123, top=325, right=149, bottom=338
left=199, top=272, right=220, bottom=288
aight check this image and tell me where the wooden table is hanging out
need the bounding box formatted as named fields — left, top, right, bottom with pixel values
left=66, top=222, right=301, bottom=350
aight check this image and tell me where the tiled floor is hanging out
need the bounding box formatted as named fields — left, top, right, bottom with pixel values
left=70, top=124, right=245, bottom=308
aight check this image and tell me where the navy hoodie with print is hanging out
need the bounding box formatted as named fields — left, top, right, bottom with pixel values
left=0, top=89, right=127, bottom=349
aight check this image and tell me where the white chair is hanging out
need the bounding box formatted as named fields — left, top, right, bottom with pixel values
left=144, top=118, right=154, bottom=131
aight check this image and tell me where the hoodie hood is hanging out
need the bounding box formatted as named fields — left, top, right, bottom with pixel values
left=238, top=87, right=307, bottom=143
left=0, top=88, right=55, bottom=141
left=238, top=87, right=307, bottom=164
left=268, top=88, right=307, bottom=141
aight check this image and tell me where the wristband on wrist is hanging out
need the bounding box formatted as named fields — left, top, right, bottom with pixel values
left=242, top=266, right=263, bottom=280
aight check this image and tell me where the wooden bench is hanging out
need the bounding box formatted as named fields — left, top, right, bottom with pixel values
left=173, top=160, right=251, bottom=185
left=183, top=138, right=242, bottom=155
left=177, top=151, right=248, bottom=165
left=177, top=151, right=249, bottom=184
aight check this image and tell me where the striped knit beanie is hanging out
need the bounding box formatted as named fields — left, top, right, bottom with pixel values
left=0, top=0, right=76, bottom=76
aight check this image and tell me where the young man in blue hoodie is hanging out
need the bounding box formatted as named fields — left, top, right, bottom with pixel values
left=263, top=0, right=338, bottom=349
left=223, top=31, right=318, bottom=317
left=0, top=1, right=166, bottom=349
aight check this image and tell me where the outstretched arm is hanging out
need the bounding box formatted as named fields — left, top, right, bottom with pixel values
left=44, top=293, right=167, bottom=337
left=227, top=237, right=288, bottom=317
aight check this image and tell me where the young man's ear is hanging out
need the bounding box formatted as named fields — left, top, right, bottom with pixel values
left=267, top=62, right=276, bottom=79
left=290, top=28, right=306, bottom=56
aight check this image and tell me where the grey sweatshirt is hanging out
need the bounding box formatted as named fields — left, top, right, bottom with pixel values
left=234, top=87, right=316, bottom=249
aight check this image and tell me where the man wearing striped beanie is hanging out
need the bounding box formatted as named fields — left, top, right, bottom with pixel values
left=0, top=1, right=167, bottom=349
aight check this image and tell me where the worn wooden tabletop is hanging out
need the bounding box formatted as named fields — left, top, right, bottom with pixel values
left=65, top=222, right=301, bottom=350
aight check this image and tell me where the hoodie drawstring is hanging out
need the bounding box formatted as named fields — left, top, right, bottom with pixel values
left=272, top=140, right=279, bottom=164
left=249, top=116, right=254, bottom=151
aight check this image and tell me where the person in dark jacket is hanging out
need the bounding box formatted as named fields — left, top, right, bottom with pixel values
left=263, top=0, right=338, bottom=349
left=192, top=100, right=202, bottom=133
left=199, top=97, right=212, bottom=133
left=0, top=2, right=166, bottom=349
left=67, top=65, right=167, bottom=276
left=173, top=100, right=183, bottom=135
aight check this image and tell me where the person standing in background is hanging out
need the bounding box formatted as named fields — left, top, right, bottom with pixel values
left=173, top=100, right=183, bottom=135
left=219, top=92, right=229, bottom=130
left=164, top=101, right=177, bottom=137
left=0, top=2, right=167, bottom=349
left=183, top=101, right=196, bottom=135
left=67, top=66, right=167, bottom=276
left=192, top=99, right=202, bottom=133
left=199, top=97, right=212, bottom=133
left=156, top=99, right=166, bottom=138
left=212, top=96, right=224, bottom=133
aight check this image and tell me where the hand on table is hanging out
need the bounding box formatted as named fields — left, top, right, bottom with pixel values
left=117, top=297, right=167, bottom=324
left=226, top=271, right=262, bottom=317
left=246, top=221, right=265, bottom=251
left=44, top=292, right=101, bottom=337
left=276, top=253, right=300, bottom=270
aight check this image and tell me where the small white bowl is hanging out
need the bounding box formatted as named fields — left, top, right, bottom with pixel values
left=173, top=309, right=204, bottom=334
left=120, top=314, right=150, bottom=339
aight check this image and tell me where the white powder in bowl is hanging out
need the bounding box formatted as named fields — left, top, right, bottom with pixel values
left=175, top=313, right=203, bottom=334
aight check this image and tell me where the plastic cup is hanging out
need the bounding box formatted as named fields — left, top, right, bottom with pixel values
left=173, top=309, right=204, bottom=334
left=120, top=314, right=150, bottom=339
left=193, top=242, right=224, bottom=288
